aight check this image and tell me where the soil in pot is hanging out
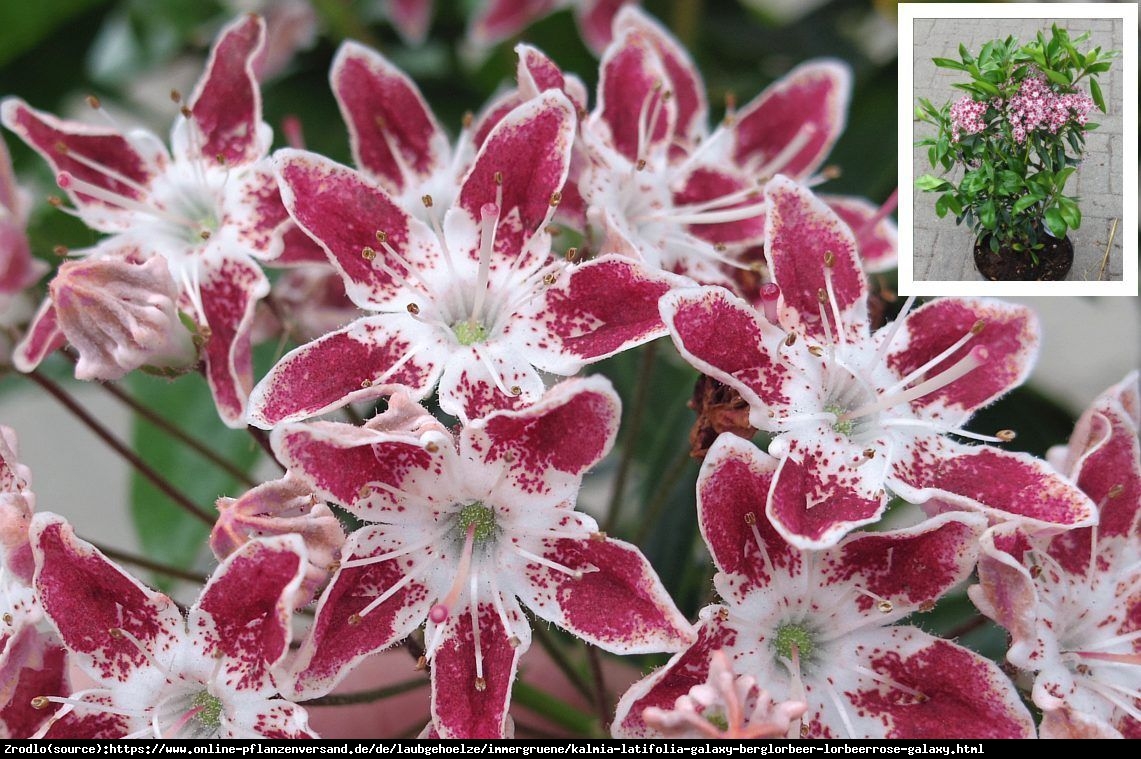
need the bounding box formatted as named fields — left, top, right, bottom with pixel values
left=973, top=234, right=1073, bottom=281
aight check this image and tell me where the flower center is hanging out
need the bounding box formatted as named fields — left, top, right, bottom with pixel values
left=773, top=622, right=815, bottom=663
left=452, top=319, right=489, bottom=346
left=190, top=690, right=223, bottom=732
left=824, top=403, right=856, bottom=437
left=456, top=501, right=497, bottom=542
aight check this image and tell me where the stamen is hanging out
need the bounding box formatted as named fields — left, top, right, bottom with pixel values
left=743, top=512, right=776, bottom=580
left=841, top=346, right=989, bottom=422
left=429, top=522, right=477, bottom=624
left=56, top=172, right=196, bottom=229
left=887, top=320, right=985, bottom=396
left=752, top=123, right=816, bottom=180
left=821, top=255, right=846, bottom=348
left=356, top=572, right=418, bottom=619
left=873, top=295, right=916, bottom=364
left=851, top=665, right=927, bottom=702
left=469, top=569, right=484, bottom=688
left=854, top=189, right=899, bottom=241
left=512, top=545, right=594, bottom=579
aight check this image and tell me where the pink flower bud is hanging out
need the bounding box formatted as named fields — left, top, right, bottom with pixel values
left=49, top=256, right=196, bottom=381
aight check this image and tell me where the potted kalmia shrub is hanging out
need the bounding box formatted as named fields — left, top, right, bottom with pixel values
left=915, top=24, right=1116, bottom=280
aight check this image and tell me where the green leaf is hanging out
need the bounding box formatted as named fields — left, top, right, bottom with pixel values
left=989, top=235, right=999, bottom=253
left=959, top=43, right=974, bottom=64
left=979, top=200, right=996, bottom=229
left=127, top=373, right=262, bottom=587
left=944, top=194, right=963, bottom=217
left=1043, top=206, right=1067, bottom=238
left=1058, top=199, right=1081, bottom=229
left=972, top=78, right=1001, bottom=97
left=1012, top=195, right=1041, bottom=215
left=916, top=174, right=951, bottom=192
left=932, top=57, right=967, bottom=71
left=1089, top=77, right=1106, bottom=113
left=1043, top=68, right=1071, bottom=87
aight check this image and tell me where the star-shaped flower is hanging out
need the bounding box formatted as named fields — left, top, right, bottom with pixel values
left=579, top=7, right=895, bottom=290
left=29, top=515, right=314, bottom=739
left=249, top=90, right=681, bottom=427
left=272, top=377, right=693, bottom=738
left=613, top=434, right=1036, bottom=738
left=3, top=14, right=289, bottom=426
left=970, top=371, right=1140, bottom=738
left=661, top=175, right=1095, bottom=548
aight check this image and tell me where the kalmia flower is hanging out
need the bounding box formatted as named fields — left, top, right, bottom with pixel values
left=0, top=427, right=68, bottom=739
left=641, top=649, right=807, bottom=739
left=44, top=256, right=196, bottom=381
left=0, top=137, right=48, bottom=362
left=970, top=371, right=1140, bottom=738
left=613, top=434, right=1037, bottom=738
left=250, top=89, right=680, bottom=427
left=273, top=377, right=693, bottom=738
left=3, top=15, right=289, bottom=426
left=29, top=515, right=314, bottom=738
left=580, top=8, right=895, bottom=289
left=661, top=175, right=1095, bottom=548
left=212, top=473, right=346, bottom=607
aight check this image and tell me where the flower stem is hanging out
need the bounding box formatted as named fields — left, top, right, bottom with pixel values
left=585, top=643, right=611, bottom=732
left=300, top=676, right=428, bottom=706
left=27, top=370, right=214, bottom=526
left=512, top=681, right=599, bottom=737
left=634, top=446, right=694, bottom=545
left=247, top=426, right=286, bottom=473
left=98, top=380, right=257, bottom=487
left=531, top=624, right=595, bottom=705
left=91, top=541, right=206, bottom=584
left=604, top=341, right=658, bottom=533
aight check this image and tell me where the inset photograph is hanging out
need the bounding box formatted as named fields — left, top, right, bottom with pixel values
left=900, top=4, right=1136, bottom=295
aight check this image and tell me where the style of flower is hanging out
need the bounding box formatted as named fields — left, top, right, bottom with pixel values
left=249, top=89, right=680, bottom=427
left=0, top=427, right=68, bottom=739
left=29, top=515, right=314, bottom=739
left=579, top=7, right=894, bottom=289
left=970, top=371, right=1140, bottom=738
left=641, top=649, right=807, bottom=739
left=661, top=174, right=1096, bottom=549
left=613, top=434, right=1037, bottom=739
left=272, top=377, right=693, bottom=738
left=3, top=15, right=290, bottom=427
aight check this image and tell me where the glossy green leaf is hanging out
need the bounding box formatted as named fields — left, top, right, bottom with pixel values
left=1012, top=194, right=1041, bottom=216
left=1043, top=206, right=1067, bottom=238
left=1043, top=68, right=1070, bottom=87
left=916, top=174, right=951, bottom=192
left=932, top=57, right=967, bottom=71
left=1089, top=77, right=1106, bottom=113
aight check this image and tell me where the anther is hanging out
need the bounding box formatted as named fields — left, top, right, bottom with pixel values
left=549, top=191, right=562, bottom=207
left=422, top=195, right=434, bottom=208
left=590, top=531, right=607, bottom=541
left=215, top=154, right=225, bottom=165
left=918, top=600, right=936, bottom=613
left=357, top=485, right=372, bottom=499
left=877, top=600, right=893, bottom=613
left=2, top=613, right=12, bottom=625
left=508, top=636, right=522, bottom=648
left=502, top=451, right=515, bottom=463
left=493, top=171, right=503, bottom=186
left=475, top=677, right=487, bottom=692
left=170, top=90, right=182, bottom=103
left=47, top=195, right=64, bottom=207
left=784, top=332, right=798, bottom=346
left=31, top=696, right=50, bottom=710
left=1029, top=565, right=1042, bottom=579
left=565, top=247, right=579, bottom=261
left=53, top=245, right=69, bottom=256
left=800, top=724, right=810, bottom=738
left=995, top=430, right=1016, bottom=442
left=425, top=442, right=440, bottom=453
left=199, top=230, right=211, bottom=240
left=376, top=230, right=388, bottom=243
left=86, top=95, right=101, bottom=110
left=816, top=288, right=828, bottom=304
left=744, top=512, right=757, bottom=525
left=510, top=386, right=522, bottom=396
left=361, top=247, right=376, bottom=261
left=407, top=303, right=420, bottom=315
left=1107, top=483, right=1125, bottom=498
left=180, top=106, right=192, bottom=118
left=863, top=448, right=876, bottom=459
left=636, top=159, right=647, bottom=171
left=970, top=319, right=986, bottom=335
left=327, top=561, right=341, bottom=573
left=542, top=273, right=557, bottom=286
left=108, top=628, right=124, bottom=639
left=348, top=614, right=363, bottom=626
left=823, top=250, right=836, bottom=268
left=714, top=243, right=727, bottom=252
left=415, top=656, right=428, bottom=671
left=808, top=345, right=824, bottom=357
left=361, top=378, right=372, bottom=388
left=54, top=141, right=69, bottom=155
left=462, top=112, right=473, bottom=129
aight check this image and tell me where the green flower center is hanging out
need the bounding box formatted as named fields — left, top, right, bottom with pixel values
left=457, top=502, right=496, bottom=543
left=453, top=319, right=489, bottom=346
left=773, top=622, right=815, bottom=662
left=825, top=403, right=855, bottom=437
left=191, top=690, right=223, bottom=731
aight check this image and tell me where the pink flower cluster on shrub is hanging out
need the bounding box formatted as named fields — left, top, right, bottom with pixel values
left=1007, top=72, right=1093, bottom=143
left=949, top=96, right=987, bottom=141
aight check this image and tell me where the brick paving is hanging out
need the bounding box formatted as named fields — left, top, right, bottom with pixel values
left=911, top=16, right=1124, bottom=282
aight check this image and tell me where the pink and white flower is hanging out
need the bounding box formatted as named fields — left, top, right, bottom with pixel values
left=249, top=90, right=680, bottom=427
left=580, top=7, right=894, bottom=289
left=3, top=15, right=288, bottom=426
left=661, top=175, right=1095, bottom=548
left=0, top=427, right=68, bottom=739
left=0, top=137, right=48, bottom=363
left=29, top=515, right=314, bottom=739
left=273, top=377, right=693, bottom=738
left=613, top=434, right=1036, bottom=739
left=970, top=371, right=1140, bottom=738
